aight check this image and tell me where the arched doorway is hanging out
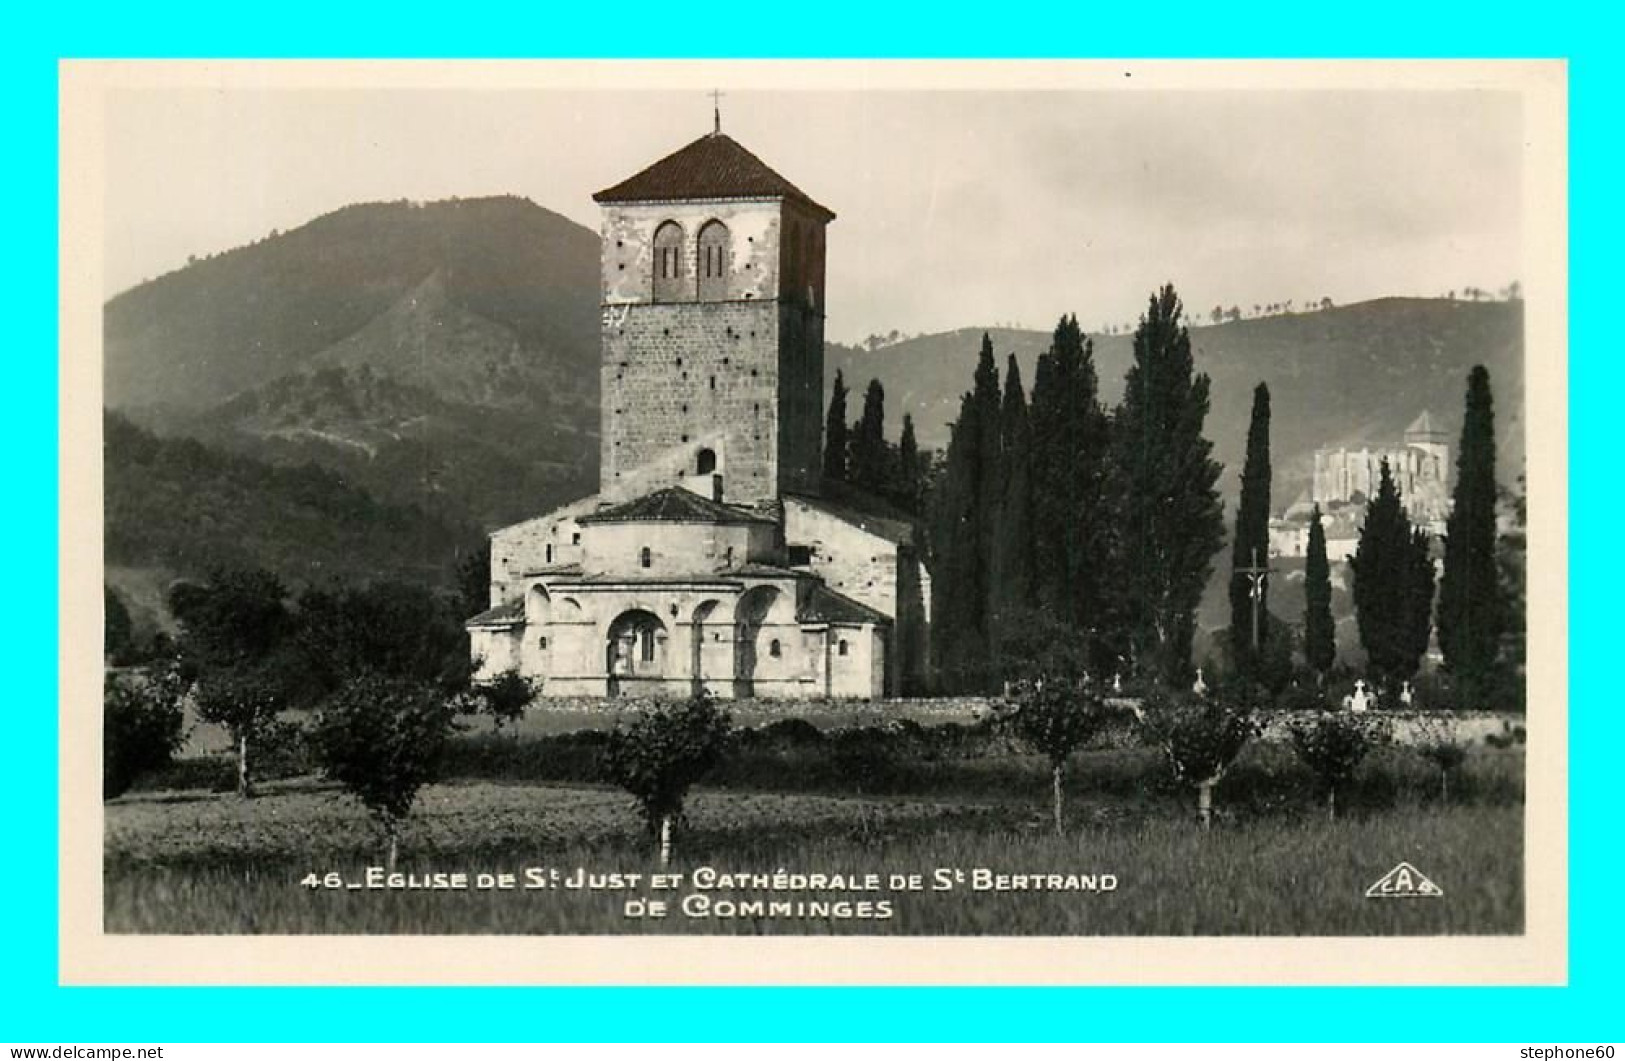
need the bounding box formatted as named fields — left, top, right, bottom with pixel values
left=522, top=584, right=552, bottom=680
left=691, top=599, right=722, bottom=696
left=606, top=609, right=667, bottom=697
left=733, top=585, right=781, bottom=698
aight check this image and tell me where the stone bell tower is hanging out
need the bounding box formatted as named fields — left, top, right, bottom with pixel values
left=592, top=129, right=834, bottom=509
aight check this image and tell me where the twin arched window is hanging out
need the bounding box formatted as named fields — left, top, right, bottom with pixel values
left=653, top=221, right=685, bottom=302
left=652, top=219, right=730, bottom=302
left=697, top=221, right=729, bottom=301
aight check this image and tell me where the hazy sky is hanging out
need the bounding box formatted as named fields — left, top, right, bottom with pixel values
left=103, top=85, right=1524, bottom=343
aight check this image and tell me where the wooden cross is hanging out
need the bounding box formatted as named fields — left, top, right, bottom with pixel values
left=1239, top=546, right=1272, bottom=650
left=709, top=89, right=724, bottom=134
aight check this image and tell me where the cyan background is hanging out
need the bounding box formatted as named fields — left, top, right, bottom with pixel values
left=6, top=3, right=1608, bottom=1041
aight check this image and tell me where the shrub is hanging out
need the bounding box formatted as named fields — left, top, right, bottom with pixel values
left=1411, top=711, right=1470, bottom=800
left=599, top=695, right=733, bottom=865
left=995, top=677, right=1121, bottom=834
left=1133, top=687, right=1259, bottom=828
left=104, top=665, right=189, bottom=799
left=1273, top=682, right=1327, bottom=714
left=758, top=717, right=825, bottom=746
left=313, top=674, right=459, bottom=868
left=476, top=669, right=538, bottom=730
left=1286, top=710, right=1391, bottom=818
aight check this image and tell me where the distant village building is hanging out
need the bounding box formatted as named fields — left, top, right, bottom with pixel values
left=1270, top=411, right=1451, bottom=560
left=467, top=128, right=930, bottom=700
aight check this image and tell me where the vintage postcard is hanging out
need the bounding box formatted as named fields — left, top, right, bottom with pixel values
left=59, top=59, right=1567, bottom=985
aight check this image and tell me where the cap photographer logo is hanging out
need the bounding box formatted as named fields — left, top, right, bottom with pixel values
left=1365, top=861, right=1443, bottom=898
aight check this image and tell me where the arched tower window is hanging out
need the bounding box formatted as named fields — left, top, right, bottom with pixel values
left=696, top=448, right=717, bottom=475
left=697, top=220, right=729, bottom=301
left=640, top=546, right=652, bottom=569
left=653, top=221, right=685, bottom=302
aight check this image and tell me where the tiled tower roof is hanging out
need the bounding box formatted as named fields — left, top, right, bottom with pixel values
left=578, top=486, right=775, bottom=526
left=592, top=132, right=835, bottom=220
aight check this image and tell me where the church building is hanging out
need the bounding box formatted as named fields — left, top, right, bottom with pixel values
left=466, top=126, right=931, bottom=700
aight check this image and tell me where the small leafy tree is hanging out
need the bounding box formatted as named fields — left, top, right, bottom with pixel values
left=1286, top=711, right=1390, bottom=819
left=1134, top=688, right=1258, bottom=829
left=997, top=677, right=1119, bottom=835
left=313, top=674, right=459, bottom=870
left=478, top=669, right=538, bottom=731
left=103, top=664, right=189, bottom=799
left=1411, top=711, right=1470, bottom=802
left=168, top=567, right=300, bottom=796
left=193, top=667, right=290, bottom=798
left=600, top=695, right=732, bottom=866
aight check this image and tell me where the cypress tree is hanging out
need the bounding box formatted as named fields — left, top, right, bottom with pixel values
left=972, top=336, right=1003, bottom=643
left=928, top=392, right=988, bottom=690
left=1304, top=504, right=1337, bottom=677
left=1228, top=383, right=1273, bottom=677
left=1437, top=366, right=1503, bottom=706
left=897, top=414, right=921, bottom=513
left=1028, top=314, right=1111, bottom=664
left=993, top=354, right=1037, bottom=617
left=1351, top=460, right=1436, bottom=685
left=1108, top=285, right=1225, bottom=686
left=822, top=370, right=849, bottom=484
left=851, top=378, right=888, bottom=495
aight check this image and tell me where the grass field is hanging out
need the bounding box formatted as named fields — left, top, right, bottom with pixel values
left=106, top=747, right=1524, bottom=935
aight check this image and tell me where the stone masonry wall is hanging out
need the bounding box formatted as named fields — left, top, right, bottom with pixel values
left=603, top=301, right=782, bottom=506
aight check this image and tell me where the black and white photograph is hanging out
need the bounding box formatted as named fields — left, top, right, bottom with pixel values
left=60, top=59, right=1567, bottom=985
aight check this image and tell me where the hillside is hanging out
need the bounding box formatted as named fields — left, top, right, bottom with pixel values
left=107, top=196, right=602, bottom=529
left=104, top=412, right=478, bottom=588
left=828, top=298, right=1526, bottom=505
left=106, top=195, right=600, bottom=410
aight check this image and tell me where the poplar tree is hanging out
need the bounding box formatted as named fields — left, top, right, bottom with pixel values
left=822, top=369, right=849, bottom=484
left=1228, top=383, right=1273, bottom=677
left=1304, top=504, right=1337, bottom=678
left=1028, top=314, right=1111, bottom=663
left=1108, top=285, right=1225, bottom=687
left=1351, top=460, right=1436, bottom=685
left=992, top=354, right=1036, bottom=616
left=1437, top=365, right=1503, bottom=706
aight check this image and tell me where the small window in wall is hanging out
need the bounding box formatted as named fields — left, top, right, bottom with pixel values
left=653, top=220, right=685, bottom=302
left=545, top=544, right=554, bottom=564
left=769, top=639, right=782, bottom=658
left=697, top=220, right=729, bottom=301
left=788, top=544, right=813, bottom=566
left=538, top=636, right=549, bottom=649
left=696, top=448, right=717, bottom=475
left=838, top=640, right=850, bottom=657
left=640, top=546, right=652, bottom=569
left=572, top=532, right=581, bottom=545
left=640, top=628, right=656, bottom=663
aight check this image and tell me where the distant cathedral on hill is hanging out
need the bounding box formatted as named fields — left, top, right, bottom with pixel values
left=466, top=123, right=930, bottom=700
left=1271, top=411, right=1452, bottom=561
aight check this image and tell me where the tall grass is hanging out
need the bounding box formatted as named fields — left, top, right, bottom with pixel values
left=105, top=776, right=1521, bottom=935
